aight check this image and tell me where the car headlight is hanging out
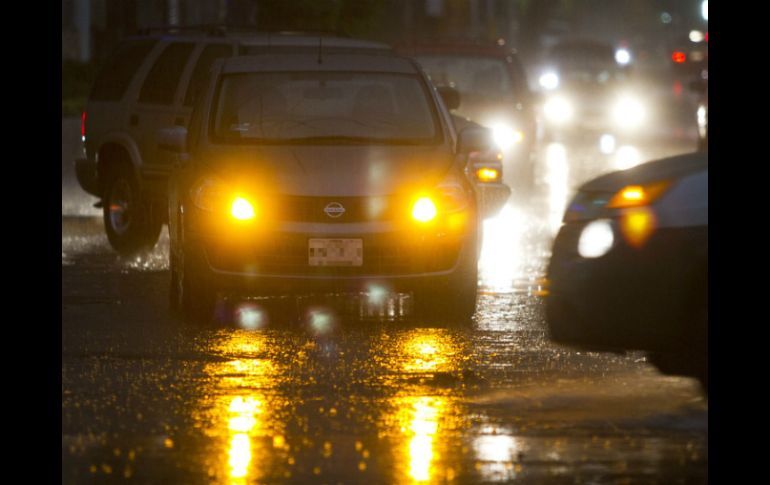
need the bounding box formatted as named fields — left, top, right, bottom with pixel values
left=612, top=96, right=645, bottom=129
left=489, top=122, right=524, bottom=150
left=578, top=219, right=614, bottom=258
left=192, top=177, right=228, bottom=212
left=539, top=72, right=559, bottom=90
left=192, top=177, right=257, bottom=221
left=410, top=179, right=471, bottom=225
left=544, top=96, right=573, bottom=123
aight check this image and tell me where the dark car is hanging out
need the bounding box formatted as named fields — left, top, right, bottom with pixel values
left=545, top=152, right=708, bottom=390
left=165, top=51, right=489, bottom=325
left=75, top=29, right=392, bottom=254
left=396, top=41, right=537, bottom=188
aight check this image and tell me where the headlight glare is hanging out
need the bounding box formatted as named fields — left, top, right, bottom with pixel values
left=231, top=197, right=256, bottom=220
left=489, top=122, right=523, bottom=150
left=544, top=96, right=573, bottom=123
left=411, top=197, right=437, bottom=223
left=613, top=97, right=645, bottom=128
left=578, top=219, right=614, bottom=258
left=539, top=72, right=559, bottom=90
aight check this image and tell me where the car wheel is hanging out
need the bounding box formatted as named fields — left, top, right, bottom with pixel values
left=102, top=166, right=162, bottom=255
left=169, top=251, right=181, bottom=317
left=175, top=245, right=216, bottom=326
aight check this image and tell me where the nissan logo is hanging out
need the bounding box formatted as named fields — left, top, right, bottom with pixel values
left=324, top=202, right=346, bottom=218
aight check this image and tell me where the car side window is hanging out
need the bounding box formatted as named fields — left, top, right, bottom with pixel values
left=138, top=42, right=195, bottom=105
left=90, top=39, right=157, bottom=101
left=184, top=44, right=233, bottom=107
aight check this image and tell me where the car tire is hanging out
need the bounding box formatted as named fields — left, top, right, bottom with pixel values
left=102, top=166, right=162, bottom=255
left=172, top=245, right=217, bottom=326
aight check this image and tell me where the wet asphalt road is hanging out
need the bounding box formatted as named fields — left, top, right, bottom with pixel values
left=62, top=118, right=707, bottom=484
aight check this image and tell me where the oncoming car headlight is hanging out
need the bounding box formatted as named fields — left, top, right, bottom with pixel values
left=539, top=72, right=559, bottom=90
left=231, top=197, right=256, bottom=220
left=411, top=197, right=437, bottom=223
left=192, top=177, right=257, bottom=221
left=578, top=219, right=614, bottom=258
left=612, top=96, right=645, bottom=129
left=544, top=96, right=573, bottom=123
left=489, top=122, right=524, bottom=150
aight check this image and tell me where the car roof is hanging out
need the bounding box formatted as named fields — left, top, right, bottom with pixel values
left=395, top=41, right=518, bottom=59
left=124, top=29, right=391, bottom=50
left=221, top=53, right=420, bottom=74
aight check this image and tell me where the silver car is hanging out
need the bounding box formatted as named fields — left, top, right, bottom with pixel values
left=166, top=51, right=490, bottom=325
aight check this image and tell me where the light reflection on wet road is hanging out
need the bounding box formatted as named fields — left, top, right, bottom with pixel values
left=62, top=123, right=706, bottom=483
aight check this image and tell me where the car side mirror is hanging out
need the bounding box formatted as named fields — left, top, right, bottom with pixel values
left=158, top=126, right=188, bottom=153
left=437, top=86, right=460, bottom=111
left=457, top=127, right=492, bottom=154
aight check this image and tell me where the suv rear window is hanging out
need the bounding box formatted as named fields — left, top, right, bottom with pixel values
left=138, top=42, right=195, bottom=105
left=90, top=39, right=157, bottom=101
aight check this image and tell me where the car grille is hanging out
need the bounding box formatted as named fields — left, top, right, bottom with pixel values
left=206, top=234, right=461, bottom=276
left=279, top=195, right=397, bottom=223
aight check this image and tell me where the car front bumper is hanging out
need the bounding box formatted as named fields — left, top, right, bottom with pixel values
left=545, top=219, right=707, bottom=353
left=183, top=218, right=479, bottom=296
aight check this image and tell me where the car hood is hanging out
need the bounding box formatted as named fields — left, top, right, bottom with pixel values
left=563, top=152, right=708, bottom=223
left=197, top=144, right=457, bottom=197
left=580, top=152, right=708, bottom=193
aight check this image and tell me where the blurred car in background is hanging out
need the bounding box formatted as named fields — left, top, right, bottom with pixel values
left=693, top=79, right=707, bottom=152
left=448, top=108, right=510, bottom=219
left=536, top=39, right=655, bottom=162
left=546, top=151, right=708, bottom=391
left=397, top=41, right=538, bottom=188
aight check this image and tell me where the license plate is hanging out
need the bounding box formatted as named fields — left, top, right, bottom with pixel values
left=308, top=238, right=363, bottom=266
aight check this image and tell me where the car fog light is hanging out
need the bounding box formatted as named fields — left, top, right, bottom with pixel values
left=412, top=197, right=437, bottom=223
left=578, top=219, right=614, bottom=258
left=231, top=197, right=256, bottom=220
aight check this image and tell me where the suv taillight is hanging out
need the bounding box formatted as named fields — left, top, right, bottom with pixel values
left=81, top=111, right=86, bottom=142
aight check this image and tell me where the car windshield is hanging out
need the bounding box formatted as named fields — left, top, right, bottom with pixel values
left=211, top=72, right=440, bottom=144
left=549, top=44, right=625, bottom=86
left=414, top=56, right=515, bottom=99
